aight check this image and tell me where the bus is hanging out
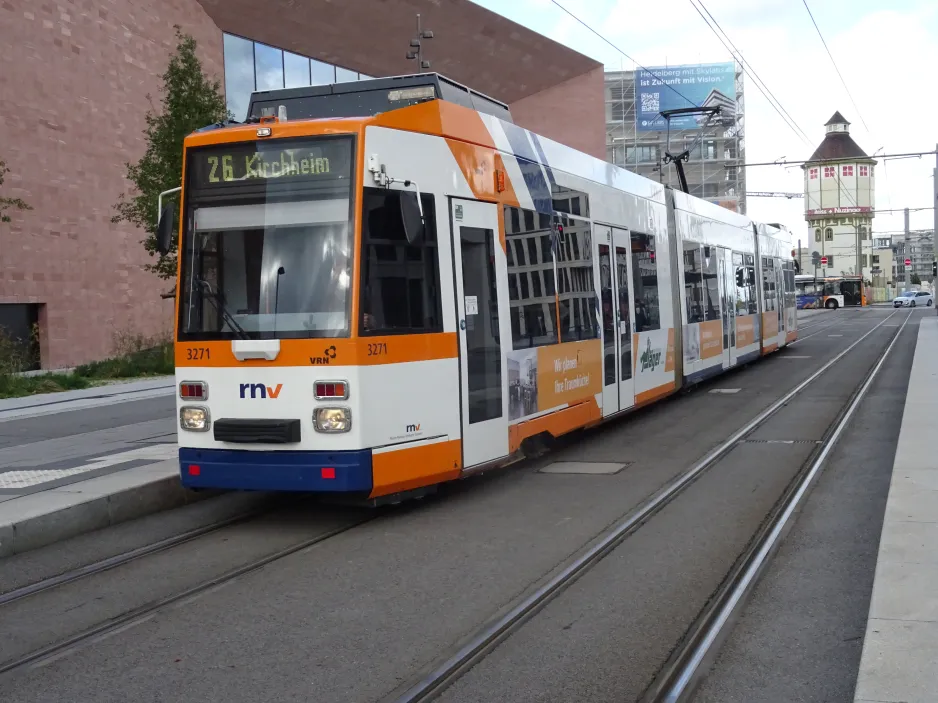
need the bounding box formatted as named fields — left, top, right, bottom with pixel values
left=156, top=73, right=798, bottom=503
left=795, top=274, right=863, bottom=309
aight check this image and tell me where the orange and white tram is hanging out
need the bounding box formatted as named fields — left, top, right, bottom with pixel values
left=161, top=74, right=798, bottom=502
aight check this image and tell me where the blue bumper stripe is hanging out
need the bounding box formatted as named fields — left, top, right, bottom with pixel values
left=179, top=448, right=373, bottom=493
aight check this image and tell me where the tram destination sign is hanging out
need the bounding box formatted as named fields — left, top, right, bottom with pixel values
left=189, top=137, right=351, bottom=189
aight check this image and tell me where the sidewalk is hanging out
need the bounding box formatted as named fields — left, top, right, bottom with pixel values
left=854, top=316, right=938, bottom=703
left=0, top=459, right=205, bottom=557
left=0, top=376, right=174, bottom=422
left=0, top=376, right=198, bottom=556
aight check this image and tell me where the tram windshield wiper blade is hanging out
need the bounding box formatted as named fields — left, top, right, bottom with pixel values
left=195, top=279, right=250, bottom=340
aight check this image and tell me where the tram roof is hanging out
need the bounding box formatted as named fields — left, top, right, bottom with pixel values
left=247, top=73, right=513, bottom=125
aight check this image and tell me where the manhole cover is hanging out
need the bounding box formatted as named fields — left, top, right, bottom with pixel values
left=539, top=461, right=631, bottom=475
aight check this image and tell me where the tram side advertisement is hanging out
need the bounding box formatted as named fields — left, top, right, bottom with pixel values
left=507, top=340, right=602, bottom=422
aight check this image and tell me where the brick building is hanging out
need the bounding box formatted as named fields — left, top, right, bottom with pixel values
left=0, top=0, right=603, bottom=369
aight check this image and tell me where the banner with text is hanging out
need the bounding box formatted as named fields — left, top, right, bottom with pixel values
left=636, top=62, right=737, bottom=132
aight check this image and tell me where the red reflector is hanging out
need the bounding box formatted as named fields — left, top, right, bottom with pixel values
left=316, top=382, right=346, bottom=398
left=181, top=383, right=204, bottom=399
left=188, top=465, right=201, bottom=476
left=322, top=467, right=336, bottom=479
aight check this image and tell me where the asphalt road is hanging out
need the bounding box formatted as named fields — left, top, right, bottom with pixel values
left=0, top=308, right=914, bottom=702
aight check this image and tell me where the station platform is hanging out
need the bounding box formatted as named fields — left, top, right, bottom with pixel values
left=854, top=315, right=938, bottom=702
left=0, top=377, right=194, bottom=556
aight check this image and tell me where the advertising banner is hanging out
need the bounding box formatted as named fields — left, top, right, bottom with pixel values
left=507, top=340, right=602, bottom=421
left=636, top=62, right=737, bottom=132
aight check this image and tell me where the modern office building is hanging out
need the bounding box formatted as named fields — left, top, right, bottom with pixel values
left=604, top=62, right=746, bottom=214
left=0, top=0, right=604, bottom=369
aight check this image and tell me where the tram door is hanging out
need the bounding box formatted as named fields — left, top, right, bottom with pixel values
left=719, top=247, right=736, bottom=368
left=596, top=224, right=636, bottom=417
left=450, top=198, right=511, bottom=469
left=776, top=262, right=787, bottom=345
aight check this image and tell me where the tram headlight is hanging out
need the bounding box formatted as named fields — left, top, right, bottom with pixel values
left=180, top=406, right=210, bottom=432
left=314, top=407, right=351, bottom=433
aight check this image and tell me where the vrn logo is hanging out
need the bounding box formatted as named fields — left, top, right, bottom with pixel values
left=239, top=383, right=283, bottom=399
left=406, top=423, right=421, bottom=433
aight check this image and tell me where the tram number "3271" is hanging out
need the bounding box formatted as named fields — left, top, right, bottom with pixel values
left=186, top=347, right=210, bottom=361
left=367, top=343, right=388, bottom=357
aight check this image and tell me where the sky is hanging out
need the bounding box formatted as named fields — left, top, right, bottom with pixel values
left=471, top=0, right=938, bottom=243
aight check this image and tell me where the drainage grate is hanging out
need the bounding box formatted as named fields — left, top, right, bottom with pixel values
left=539, top=461, right=632, bottom=475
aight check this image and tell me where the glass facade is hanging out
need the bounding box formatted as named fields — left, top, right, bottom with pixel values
left=223, top=33, right=375, bottom=121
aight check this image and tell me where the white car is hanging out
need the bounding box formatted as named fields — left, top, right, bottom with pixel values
left=893, top=290, right=934, bottom=307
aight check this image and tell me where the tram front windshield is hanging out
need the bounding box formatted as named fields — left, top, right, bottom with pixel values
left=177, top=136, right=355, bottom=341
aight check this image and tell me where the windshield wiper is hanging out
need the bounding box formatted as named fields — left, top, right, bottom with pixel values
left=195, top=279, right=250, bottom=340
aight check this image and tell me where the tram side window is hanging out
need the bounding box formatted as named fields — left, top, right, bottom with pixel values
left=683, top=241, right=704, bottom=323
left=734, top=253, right=757, bottom=315
left=556, top=214, right=599, bottom=343
left=783, top=263, right=796, bottom=309
left=505, top=205, right=559, bottom=350
left=733, top=252, right=748, bottom=315
left=359, top=188, right=442, bottom=335
left=762, top=257, right=776, bottom=312
left=631, top=232, right=660, bottom=331
left=701, top=246, right=721, bottom=322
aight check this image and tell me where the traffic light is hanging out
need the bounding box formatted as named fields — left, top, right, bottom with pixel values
left=811, top=251, right=821, bottom=267
left=736, top=267, right=745, bottom=287
left=932, top=260, right=936, bottom=277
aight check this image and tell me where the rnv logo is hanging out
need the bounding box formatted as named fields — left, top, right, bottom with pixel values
left=239, top=383, right=283, bottom=399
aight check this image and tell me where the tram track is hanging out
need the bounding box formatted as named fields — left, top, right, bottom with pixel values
left=643, top=309, right=914, bottom=703
left=0, top=311, right=838, bottom=618
left=0, top=311, right=901, bottom=695
left=0, top=505, right=378, bottom=677
left=385, top=309, right=906, bottom=703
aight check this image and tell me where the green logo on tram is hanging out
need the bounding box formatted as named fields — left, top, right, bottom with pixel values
left=640, top=338, right=662, bottom=373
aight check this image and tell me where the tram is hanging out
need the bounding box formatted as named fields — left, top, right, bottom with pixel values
left=159, top=73, right=798, bottom=503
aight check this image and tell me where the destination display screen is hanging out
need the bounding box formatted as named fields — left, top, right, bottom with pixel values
left=188, top=137, right=352, bottom=190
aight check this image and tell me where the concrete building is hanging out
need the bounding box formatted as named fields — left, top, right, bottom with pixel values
left=604, top=64, right=746, bottom=214
left=0, top=0, right=604, bottom=369
left=894, top=232, right=935, bottom=287
left=800, top=112, right=876, bottom=282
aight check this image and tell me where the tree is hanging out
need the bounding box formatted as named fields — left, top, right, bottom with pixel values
left=112, top=27, right=228, bottom=279
left=911, top=273, right=922, bottom=285
left=0, top=158, right=31, bottom=224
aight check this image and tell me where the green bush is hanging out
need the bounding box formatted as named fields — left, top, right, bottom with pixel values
left=74, top=343, right=173, bottom=380
left=0, top=328, right=174, bottom=399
